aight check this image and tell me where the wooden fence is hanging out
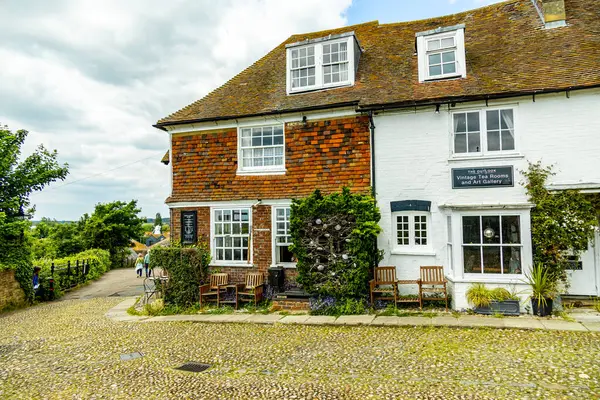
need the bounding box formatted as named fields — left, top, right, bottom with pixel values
left=50, top=259, right=90, bottom=291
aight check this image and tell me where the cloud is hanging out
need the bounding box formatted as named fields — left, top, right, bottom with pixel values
left=0, top=0, right=351, bottom=220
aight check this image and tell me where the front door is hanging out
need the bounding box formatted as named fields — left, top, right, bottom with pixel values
left=566, top=231, right=599, bottom=296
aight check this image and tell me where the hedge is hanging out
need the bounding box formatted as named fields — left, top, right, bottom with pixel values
left=150, top=244, right=211, bottom=307
left=34, top=249, right=111, bottom=298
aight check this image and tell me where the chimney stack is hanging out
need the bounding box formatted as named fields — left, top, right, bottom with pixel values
left=532, top=0, right=567, bottom=28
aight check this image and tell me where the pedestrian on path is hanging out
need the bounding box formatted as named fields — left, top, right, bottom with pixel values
left=144, top=249, right=151, bottom=278
left=135, top=253, right=144, bottom=278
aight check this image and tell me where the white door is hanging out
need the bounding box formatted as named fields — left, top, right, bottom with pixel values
left=566, top=231, right=599, bottom=296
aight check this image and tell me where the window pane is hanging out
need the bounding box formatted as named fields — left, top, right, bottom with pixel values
left=454, top=113, right=466, bottom=133
left=487, top=131, right=500, bottom=151
left=215, top=224, right=222, bottom=235
left=462, top=216, right=481, bottom=244
left=428, top=53, right=441, bottom=64
left=467, top=132, right=480, bottom=152
left=427, top=39, right=440, bottom=51
left=467, top=112, right=480, bottom=132
left=308, top=55, right=315, bottom=65
left=233, top=249, right=241, bottom=261
left=481, top=216, right=500, bottom=244
left=442, top=62, right=456, bottom=74
left=482, top=246, right=502, bottom=274
left=500, top=109, right=513, bottom=129
left=441, top=37, right=454, bottom=48
left=501, top=216, right=521, bottom=244
left=307, top=46, right=314, bottom=56
left=486, top=110, right=499, bottom=130
left=216, top=237, right=223, bottom=247
left=463, top=246, right=481, bottom=273
left=501, top=131, right=515, bottom=150
left=454, top=134, right=467, bottom=153
left=232, top=223, right=240, bottom=234
left=216, top=249, right=223, bottom=260
left=263, top=135, right=272, bottom=146
left=429, top=64, right=442, bottom=76
left=503, top=247, right=522, bottom=274
left=442, top=51, right=455, bottom=62
left=223, top=224, right=231, bottom=234
left=224, top=249, right=232, bottom=261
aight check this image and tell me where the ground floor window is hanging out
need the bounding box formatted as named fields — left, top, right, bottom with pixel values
left=393, top=212, right=429, bottom=248
left=462, top=215, right=521, bottom=274
left=274, top=207, right=294, bottom=264
left=213, top=208, right=250, bottom=262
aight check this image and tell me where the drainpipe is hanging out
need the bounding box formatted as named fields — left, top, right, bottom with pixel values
left=369, top=111, right=376, bottom=198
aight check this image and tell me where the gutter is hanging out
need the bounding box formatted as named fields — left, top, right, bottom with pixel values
left=153, top=101, right=360, bottom=131
left=357, top=84, right=600, bottom=112
left=368, top=111, right=376, bottom=198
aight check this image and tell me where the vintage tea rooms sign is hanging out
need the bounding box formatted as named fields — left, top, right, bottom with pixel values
left=181, top=211, right=197, bottom=244
left=452, top=166, right=514, bottom=189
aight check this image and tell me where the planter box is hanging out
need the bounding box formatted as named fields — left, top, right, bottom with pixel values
left=475, top=300, right=520, bottom=316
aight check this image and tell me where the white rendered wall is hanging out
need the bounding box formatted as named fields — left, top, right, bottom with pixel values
left=374, top=88, right=600, bottom=309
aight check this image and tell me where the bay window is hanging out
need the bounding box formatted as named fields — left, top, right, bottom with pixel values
left=462, top=215, right=522, bottom=274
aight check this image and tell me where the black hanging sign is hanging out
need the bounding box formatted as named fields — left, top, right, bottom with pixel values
left=181, top=211, right=197, bottom=244
left=452, top=166, right=514, bottom=189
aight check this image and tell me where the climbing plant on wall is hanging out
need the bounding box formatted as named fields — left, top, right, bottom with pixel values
left=522, top=161, right=597, bottom=284
left=290, top=188, right=383, bottom=299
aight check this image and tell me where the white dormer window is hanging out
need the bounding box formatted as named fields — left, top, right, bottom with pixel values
left=416, top=25, right=466, bottom=82
left=286, top=32, right=361, bottom=94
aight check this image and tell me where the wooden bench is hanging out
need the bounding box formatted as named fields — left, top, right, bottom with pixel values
left=199, top=273, right=228, bottom=307
left=370, top=267, right=398, bottom=304
left=237, top=272, right=265, bottom=308
left=418, top=266, right=448, bottom=311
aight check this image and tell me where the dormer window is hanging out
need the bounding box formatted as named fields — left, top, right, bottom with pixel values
left=416, top=24, right=466, bottom=82
left=286, top=32, right=361, bottom=94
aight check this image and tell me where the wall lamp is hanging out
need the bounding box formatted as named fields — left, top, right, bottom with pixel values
left=302, top=115, right=308, bottom=126
left=435, top=104, right=440, bottom=114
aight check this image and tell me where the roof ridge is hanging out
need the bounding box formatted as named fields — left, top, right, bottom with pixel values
left=379, top=0, right=519, bottom=28
left=288, top=20, right=379, bottom=39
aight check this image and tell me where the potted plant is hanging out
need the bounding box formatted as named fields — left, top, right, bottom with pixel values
left=466, top=283, right=520, bottom=316
left=525, top=263, right=557, bottom=317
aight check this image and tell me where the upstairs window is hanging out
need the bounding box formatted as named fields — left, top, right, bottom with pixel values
left=286, top=32, right=360, bottom=94
left=452, top=108, right=515, bottom=155
left=416, top=25, right=466, bottom=82
left=238, top=124, right=285, bottom=173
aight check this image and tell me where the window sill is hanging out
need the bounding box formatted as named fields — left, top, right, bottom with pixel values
left=422, top=73, right=463, bottom=82
left=271, top=263, right=297, bottom=269
left=236, top=169, right=286, bottom=176
left=391, top=248, right=436, bottom=256
left=209, top=263, right=254, bottom=268
left=448, top=153, right=524, bottom=163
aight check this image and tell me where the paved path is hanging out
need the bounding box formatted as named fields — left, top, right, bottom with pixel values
left=61, top=268, right=144, bottom=300
left=108, top=297, right=600, bottom=332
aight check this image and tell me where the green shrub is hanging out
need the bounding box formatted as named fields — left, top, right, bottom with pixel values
left=465, top=283, right=492, bottom=308
left=34, top=249, right=111, bottom=297
left=290, top=188, right=383, bottom=300
left=150, top=244, right=211, bottom=307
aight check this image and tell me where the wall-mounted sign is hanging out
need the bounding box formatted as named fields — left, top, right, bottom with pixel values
left=452, top=166, right=514, bottom=189
left=181, top=211, right=197, bottom=244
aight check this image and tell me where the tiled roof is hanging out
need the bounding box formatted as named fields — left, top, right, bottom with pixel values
left=156, top=0, right=600, bottom=126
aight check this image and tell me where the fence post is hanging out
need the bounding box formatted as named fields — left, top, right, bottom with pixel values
left=51, top=262, right=55, bottom=277
left=76, top=260, right=81, bottom=284
left=67, top=260, right=71, bottom=287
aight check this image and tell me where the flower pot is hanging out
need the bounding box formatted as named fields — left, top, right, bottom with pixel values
left=531, top=298, right=553, bottom=317
left=474, top=300, right=520, bottom=316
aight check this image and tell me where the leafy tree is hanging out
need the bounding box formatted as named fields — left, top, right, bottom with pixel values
left=155, top=212, right=163, bottom=227
left=522, top=161, right=597, bottom=284
left=0, top=125, right=68, bottom=301
left=81, top=200, right=144, bottom=267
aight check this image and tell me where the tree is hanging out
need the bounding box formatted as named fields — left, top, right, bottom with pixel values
left=0, top=125, right=69, bottom=301
left=522, top=161, right=597, bottom=284
left=81, top=200, right=144, bottom=267
left=155, top=212, right=163, bottom=227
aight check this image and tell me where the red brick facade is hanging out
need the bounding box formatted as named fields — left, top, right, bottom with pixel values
left=168, top=115, right=371, bottom=286
left=168, top=115, right=371, bottom=203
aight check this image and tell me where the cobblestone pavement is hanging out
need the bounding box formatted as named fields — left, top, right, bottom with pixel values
left=1, top=299, right=599, bottom=399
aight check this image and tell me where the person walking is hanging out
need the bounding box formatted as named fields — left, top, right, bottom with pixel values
left=144, top=249, right=151, bottom=278
left=135, top=253, right=144, bottom=278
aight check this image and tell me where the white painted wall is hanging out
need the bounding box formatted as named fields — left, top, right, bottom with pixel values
left=374, top=88, right=600, bottom=310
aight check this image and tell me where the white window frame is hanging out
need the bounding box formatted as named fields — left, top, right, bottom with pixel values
left=237, top=123, right=286, bottom=175
left=210, top=207, right=253, bottom=266
left=271, top=205, right=296, bottom=268
left=391, top=211, right=433, bottom=255
left=460, top=212, right=524, bottom=277
left=416, top=26, right=466, bottom=82
left=450, top=107, right=518, bottom=157
left=286, top=35, right=357, bottom=94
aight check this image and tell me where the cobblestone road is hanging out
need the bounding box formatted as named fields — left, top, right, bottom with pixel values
left=1, top=298, right=599, bottom=399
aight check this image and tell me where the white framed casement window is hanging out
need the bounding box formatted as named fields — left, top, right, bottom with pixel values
left=452, top=108, right=516, bottom=155
left=392, top=211, right=432, bottom=253
left=238, top=124, right=285, bottom=174
left=286, top=32, right=359, bottom=94
left=212, top=208, right=251, bottom=265
left=461, top=215, right=522, bottom=275
left=416, top=25, right=466, bottom=82
left=272, top=206, right=295, bottom=267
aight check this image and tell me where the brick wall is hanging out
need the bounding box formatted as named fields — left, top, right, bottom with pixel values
left=0, top=270, right=26, bottom=310
left=168, top=115, right=371, bottom=202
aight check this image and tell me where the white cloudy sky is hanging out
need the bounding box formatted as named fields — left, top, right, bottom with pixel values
left=0, top=0, right=501, bottom=221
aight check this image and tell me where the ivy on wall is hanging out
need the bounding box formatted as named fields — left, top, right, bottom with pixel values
left=290, top=188, right=383, bottom=300
left=522, top=161, right=598, bottom=284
